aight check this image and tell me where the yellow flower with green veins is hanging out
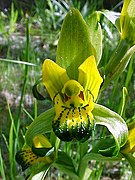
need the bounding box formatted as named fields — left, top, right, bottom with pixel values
left=42, top=55, right=103, bottom=142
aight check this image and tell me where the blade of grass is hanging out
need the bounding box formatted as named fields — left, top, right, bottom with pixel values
left=7, top=100, right=16, bottom=179
left=0, top=58, right=37, bottom=66
left=2, top=134, right=9, bottom=151
left=9, top=3, right=18, bottom=34
left=6, top=98, right=22, bottom=179
left=23, top=108, right=34, bottom=121
left=34, top=98, right=38, bottom=119
left=15, top=17, right=30, bottom=149
left=0, top=148, right=6, bottom=180
left=6, top=98, right=18, bottom=144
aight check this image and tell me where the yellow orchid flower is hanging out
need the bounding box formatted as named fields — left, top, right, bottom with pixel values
left=121, top=122, right=135, bottom=154
left=16, top=134, right=54, bottom=171
left=42, top=55, right=103, bottom=142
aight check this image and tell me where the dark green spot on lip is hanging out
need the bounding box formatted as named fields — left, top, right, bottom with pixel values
left=53, top=115, right=93, bottom=142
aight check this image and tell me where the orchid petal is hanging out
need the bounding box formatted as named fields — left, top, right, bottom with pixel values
left=16, top=148, right=52, bottom=171
left=78, top=56, right=103, bottom=101
left=42, top=59, right=69, bottom=99
left=33, top=134, right=52, bottom=149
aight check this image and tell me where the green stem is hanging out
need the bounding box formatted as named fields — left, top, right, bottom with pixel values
left=125, top=56, right=134, bottom=87
left=50, top=131, right=60, bottom=153
left=77, top=141, right=90, bottom=180
left=34, top=98, right=38, bottom=119
left=16, top=17, right=30, bottom=148
left=77, top=156, right=90, bottom=180
left=90, top=161, right=104, bottom=179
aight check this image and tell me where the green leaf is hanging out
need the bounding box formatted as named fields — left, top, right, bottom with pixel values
left=78, top=150, right=121, bottom=180
left=103, top=43, right=135, bottom=90
left=56, top=8, right=94, bottom=80
left=122, top=153, right=135, bottom=179
left=87, top=11, right=102, bottom=65
left=82, top=152, right=121, bottom=163
left=91, top=138, right=116, bottom=156
left=108, top=44, right=135, bottom=80
left=105, top=39, right=130, bottom=76
left=25, top=108, right=55, bottom=147
left=92, top=104, right=128, bottom=156
left=53, top=151, right=79, bottom=180
left=28, top=163, right=51, bottom=179
left=101, top=10, right=120, bottom=32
